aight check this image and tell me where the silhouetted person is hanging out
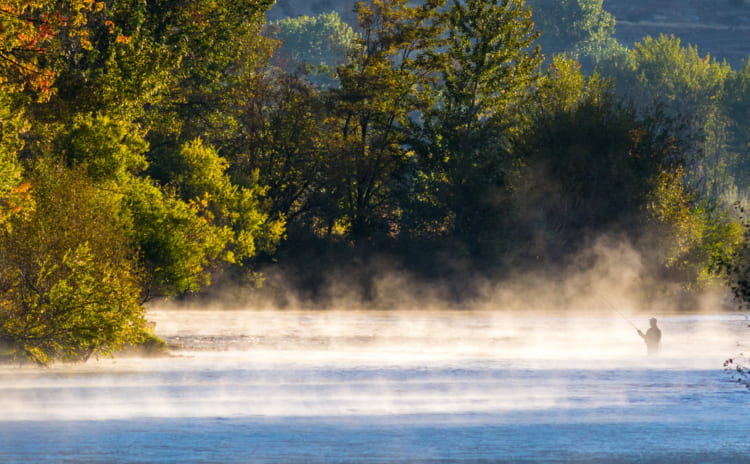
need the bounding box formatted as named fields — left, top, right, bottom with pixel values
left=638, top=318, right=661, bottom=355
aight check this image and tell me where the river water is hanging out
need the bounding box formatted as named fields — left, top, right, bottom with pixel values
left=1, top=309, right=749, bottom=463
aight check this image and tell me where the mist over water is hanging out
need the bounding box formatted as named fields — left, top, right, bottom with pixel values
left=0, top=307, right=747, bottom=423
left=2, top=246, right=750, bottom=462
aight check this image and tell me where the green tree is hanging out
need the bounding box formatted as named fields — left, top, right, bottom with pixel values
left=0, top=162, right=148, bottom=365
left=512, top=60, right=663, bottom=261
left=52, top=114, right=219, bottom=296
left=645, top=168, right=741, bottom=286
left=169, top=138, right=285, bottom=266
left=408, top=0, right=541, bottom=258
left=0, top=0, right=286, bottom=362
left=723, top=61, right=750, bottom=189
left=55, top=114, right=149, bottom=182
left=322, top=0, right=447, bottom=242
left=19, top=0, right=283, bottom=294
left=605, top=34, right=734, bottom=198
left=124, top=180, right=233, bottom=296
left=22, top=0, right=275, bottom=152
left=232, top=72, right=329, bottom=233
left=513, top=55, right=739, bottom=287
left=270, top=11, right=359, bottom=87
left=527, top=0, right=615, bottom=54
left=144, top=0, right=276, bottom=150
left=0, top=0, right=102, bottom=100
left=53, top=114, right=282, bottom=297
left=720, top=203, right=750, bottom=309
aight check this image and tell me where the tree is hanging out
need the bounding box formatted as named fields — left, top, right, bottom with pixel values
left=0, top=162, right=148, bottom=365
left=232, top=71, right=330, bottom=232
left=0, top=91, right=31, bottom=228
left=604, top=34, right=734, bottom=198
left=52, top=114, right=222, bottom=297
left=321, top=0, right=447, bottom=242
left=408, top=0, right=541, bottom=259
left=527, top=0, right=616, bottom=55
left=0, top=0, right=287, bottom=362
left=0, top=0, right=97, bottom=100
left=269, top=11, right=359, bottom=87
left=513, top=60, right=667, bottom=262
left=168, top=138, right=285, bottom=267
left=142, top=0, right=276, bottom=150
left=512, top=55, right=739, bottom=287
left=21, top=0, right=276, bottom=152
left=723, top=61, right=750, bottom=189
left=53, top=114, right=282, bottom=297
left=0, top=0, right=102, bottom=227
left=14, top=0, right=284, bottom=295
left=124, top=179, right=234, bottom=296
left=55, top=113, right=149, bottom=182
left=645, top=168, right=741, bottom=286
left=525, top=0, right=628, bottom=72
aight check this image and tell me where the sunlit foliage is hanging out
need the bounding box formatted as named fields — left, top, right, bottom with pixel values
left=0, top=0, right=280, bottom=363
left=0, top=162, right=148, bottom=365
left=1, top=0, right=748, bottom=362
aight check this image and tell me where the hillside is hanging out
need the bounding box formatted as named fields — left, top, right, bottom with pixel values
left=267, top=0, right=750, bottom=67
left=605, top=0, right=750, bottom=67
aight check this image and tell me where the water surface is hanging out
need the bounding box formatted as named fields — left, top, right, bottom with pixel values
left=1, top=310, right=748, bottom=463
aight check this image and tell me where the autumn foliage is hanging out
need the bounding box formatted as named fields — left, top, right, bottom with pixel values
left=1, top=0, right=748, bottom=364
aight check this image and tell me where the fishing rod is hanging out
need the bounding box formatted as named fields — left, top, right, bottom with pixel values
left=597, top=295, right=639, bottom=331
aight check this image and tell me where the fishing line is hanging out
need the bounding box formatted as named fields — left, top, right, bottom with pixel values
left=597, top=294, right=638, bottom=330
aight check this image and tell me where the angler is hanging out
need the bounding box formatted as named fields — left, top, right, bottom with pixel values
left=637, top=318, right=662, bottom=355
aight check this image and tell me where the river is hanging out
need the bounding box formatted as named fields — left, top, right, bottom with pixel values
left=1, top=309, right=749, bottom=463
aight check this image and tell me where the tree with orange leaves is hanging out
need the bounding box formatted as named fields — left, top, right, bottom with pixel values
left=0, top=0, right=102, bottom=99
